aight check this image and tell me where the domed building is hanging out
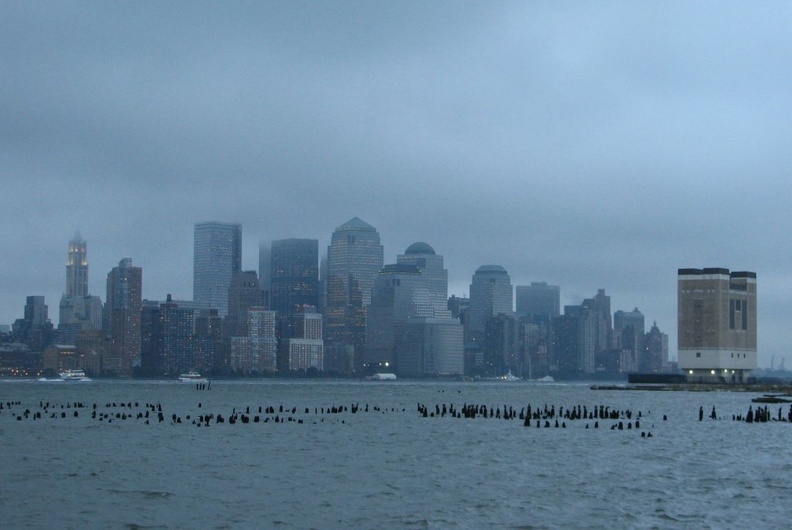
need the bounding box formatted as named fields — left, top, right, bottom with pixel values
left=397, top=242, right=449, bottom=317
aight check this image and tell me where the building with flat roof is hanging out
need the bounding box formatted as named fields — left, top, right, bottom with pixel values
left=677, top=268, right=757, bottom=382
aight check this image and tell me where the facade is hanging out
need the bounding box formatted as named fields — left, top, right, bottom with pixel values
left=193, top=222, right=242, bottom=317
left=225, top=271, right=262, bottom=338
left=678, top=268, right=757, bottom=382
left=286, top=307, right=324, bottom=371
left=515, top=282, right=560, bottom=322
left=324, top=217, right=384, bottom=373
left=229, top=308, right=277, bottom=374
left=365, top=264, right=433, bottom=371
left=396, top=242, right=449, bottom=317
left=105, top=258, right=142, bottom=376
left=270, top=239, right=319, bottom=317
left=466, top=265, right=513, bottom=346
left=398, top=317, right=464, bottom=377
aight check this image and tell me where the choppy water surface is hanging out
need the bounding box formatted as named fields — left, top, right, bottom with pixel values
left=1, top=379, right=790, bottom=529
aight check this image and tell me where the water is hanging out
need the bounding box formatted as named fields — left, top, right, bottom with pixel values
left=1, top=380, right=790, bottom=529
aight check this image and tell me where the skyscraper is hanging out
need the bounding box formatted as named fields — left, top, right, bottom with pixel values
left=366, top=263, right=433, bottom=370
left=193, top=222, right=242, bottom=317
left=325, top=217, right=384, bottom=373
left=270, top=238, right=319, bottom=318
left=466, top=265, right=513, bottom=346
left=396, top=242, right=449, bottom=317
left=66, top=232, right=88, bottom=297
left=59, top=233, right=103, bottom=342
left=614, top=308, right=645, bottom=373
left=677, top=268, right=757, bottom=382
left=105, top=258, right=142, bottom=376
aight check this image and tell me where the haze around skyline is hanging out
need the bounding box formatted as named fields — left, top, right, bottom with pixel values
left=2, top=2, right=790, bottom=366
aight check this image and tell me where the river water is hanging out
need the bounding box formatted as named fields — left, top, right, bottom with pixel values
left=1, top=379, right=790, bottom=529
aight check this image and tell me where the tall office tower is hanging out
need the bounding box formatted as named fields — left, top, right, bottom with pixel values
left=515, top=282, right=560, bottom=322
left=270, top=238, right=319, bottom=319
left=614, top=308, right=645, bottom=373
left=225, top=271, right=262, bottom=338
left=396, top=242, right=449, bottom=317
left=258, top=243, right=271, bottom=308
left=678, top=268, right=757, bottom=382
left=193, top=222, right=242, bottom=317
left=366, top=264, right=433, bottom=371
left=59, top=234, right=103, bottom=343
left=12, top=296, right=53, bottom=351
left=644, top=321, right=669, bottom=373
left=105, top=258, right=142, bottom=376
left=325, top=217, right=384, bottom=373
left=286, top=306, right=324, bottom=371
left=466, top=265, right=513, bottom=346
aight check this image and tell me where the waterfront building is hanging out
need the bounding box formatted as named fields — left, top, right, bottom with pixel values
left=193, top=222, right=242, bottom=317
left=515, top=282, right=560, bottom=322
left=105, top=258, right=142, bottom=376
left=398, top=317, right=464, bottom=377
left=324, top=217, right=384, bottom=373
left=677, top=268, right=757, bottom=382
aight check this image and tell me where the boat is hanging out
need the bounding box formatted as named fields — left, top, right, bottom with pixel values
left=498, top=370, right=521, bottom=382
left=178, top=371, right=208, bottom=383
left=536, top=375, right=555, bottom=383
left=59, top=369, right=92, bottom=382
left=369, top=373, right=397, bottom=381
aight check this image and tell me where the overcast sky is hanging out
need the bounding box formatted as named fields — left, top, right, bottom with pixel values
left=2, top=2, right=790, bottom=366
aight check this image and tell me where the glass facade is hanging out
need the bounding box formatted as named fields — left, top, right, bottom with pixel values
left=193, top=222, right=242, bottom=317
left=325, top=218, right=383, bottom=372
left=270, top=238, right=319, bottom=317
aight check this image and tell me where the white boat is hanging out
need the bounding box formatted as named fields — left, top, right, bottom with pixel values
left=59, top=369, right=92, bottom=382
left=496, top=370, right=521, bottom=382
left=370, top=373, right=397, bottom=381
left=178, top=371, right=208, bottom=383
left=536, top=375, right=555, bottom=383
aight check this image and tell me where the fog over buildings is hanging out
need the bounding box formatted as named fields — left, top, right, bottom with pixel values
left=1, top=3, right=791, bottom=367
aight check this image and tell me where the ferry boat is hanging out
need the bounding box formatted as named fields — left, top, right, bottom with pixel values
left=59, top=369, right=92, bottom=382
left=178, top=371, right=208, bottom=383
left=498, top=370, right=521, bottom=382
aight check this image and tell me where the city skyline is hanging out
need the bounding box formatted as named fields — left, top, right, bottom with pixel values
left=1, top=3, right=790, bottom=367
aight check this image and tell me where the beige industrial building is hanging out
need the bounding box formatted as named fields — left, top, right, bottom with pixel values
left=678, top=268, right=757, bottom=382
